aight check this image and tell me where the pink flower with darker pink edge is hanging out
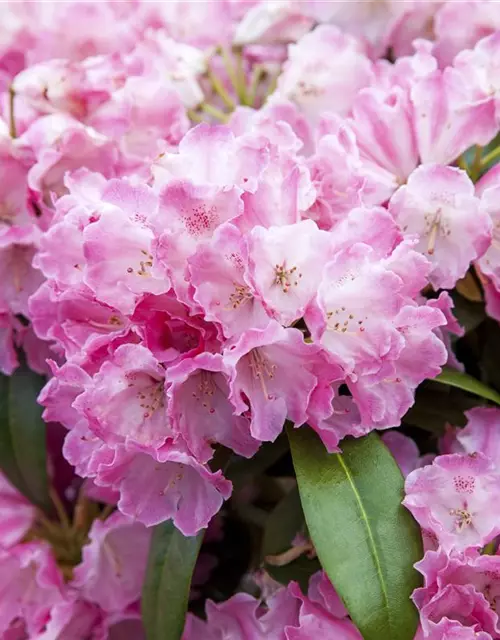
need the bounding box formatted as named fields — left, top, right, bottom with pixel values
left=73, top=343, right=170, bottom=450
left=131, top=292, right=217, bottom=364
left=30, top=598, right=103, bottom=640
left=350, top=83, right=418, bottom=190
left=0, top=472, right=35, bottom=548
left=0, top=541, right=65, bottom=636
left=238, top=149, right=315, bottom=233
left=152, top=180, right=243, bottom=306
left=152, top=123, right=269, bottom=194
left=305, top=242, right=406, bottom=378
left=167, top=351, right=259, bottom=464
left=285, top=582, right=362, bottom=640
left=248, top=219, right=330, bottom=326
left=17, top=113, right=117, bottom=204
left=307, top=571, right=348, bottom=619
left=29, top=283, right=130, bottom=360
left=126, top=30, right=206, bottom=109
left=0, top=229, right=44, bottom=317
left=94, top=442, right=232, bottom=535
left=404, top=453, right=500, bottom=553
left=433, top=0, right=500, bottom=67
left=276, top=25, right=373, bottom=123
left=229, top=100, right=313, bottom=156
left=411, top=63, right=496, bottom=166
left=419, top=584, right=496, bottom=639
left=382, top=431, right=432, bottom=478
left=389, top=164, right=491, bottom=290
left=348, top=303, right=446, bottom=430
left=12, top=56, right=120, bottom=122
left=233, top=0, right=314, bottom=46
left=189, top=223, right=269, bottom=339
left=224, top=322, right=328, bottom=442
left=71, top=512, right=151, bottom=613
left=306, top=118, right=366, bottom=229
left=416, top=548, right=500, bottom=635
left=89, top=72, right=189, bottom=161
left=183, top=593, right=263, bottom=640
left=82, top=211, right=169, bottom=316
left=455, top=408, right=500, bottom=467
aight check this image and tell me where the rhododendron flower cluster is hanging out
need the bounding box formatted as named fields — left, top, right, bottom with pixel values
left=3, top=0, right=500, bottom=638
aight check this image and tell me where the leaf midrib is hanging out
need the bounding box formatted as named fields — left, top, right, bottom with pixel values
left=337, top=453, right=393, bottom=636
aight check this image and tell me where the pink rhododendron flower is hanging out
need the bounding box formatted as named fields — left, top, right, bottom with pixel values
left=71, top=512, right=151, bottom=613
left=382, top=431, right=433, bottom=478
left=95, top=442, right=232, bottom=535
left=233, top=0, right=315, bottom=46
left=389, top=164, right=491, bottom=289
left=248, top=219, right=330, bottom=325
left=0, top=472, right=35, bottom=548
left=434, top=0, right=500, bottom=67
left=404, top=453, right=500, bottom=553
left=224, top=322, right=331, bottom=442
left=188, top=223, right=269, bottom=338
left=453, top=408, right=500, bottom=467
left=73, top=343, right=170, bottom=449
left=3, top=2, right=500, bottom=635
left=0, top=542, right=65, bottom=635
left=276, top=25, right=373, bottom=122
left=167, top=351, right=259, bottom=463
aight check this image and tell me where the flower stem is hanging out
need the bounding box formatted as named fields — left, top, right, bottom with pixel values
left=248, top=65, right=266, bottom=107
left=99, top=503, right=116, bottom=521
left=234, top=47, right=248, bottom=105
left=8, top=87, right=17, bottom=138
left=187, top=108, right=205, bottom=123
left=220, top=46, right=240, bottom=99
left=50, top=487, right=72, bottom=532
left=207, top=63, right=235, bottom=111
left=199, top=102, right=229, bottom=122
left=481, top=144, right=500, bottom=170
left=470, top=145, right=483, bottom=182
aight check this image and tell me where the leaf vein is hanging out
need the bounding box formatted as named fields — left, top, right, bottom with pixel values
left=337, top=453, right=393, bottom=634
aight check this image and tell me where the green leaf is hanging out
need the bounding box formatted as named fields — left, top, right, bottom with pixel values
left=434, top=368, right=500, bottom=405
left=0, top=364, right=50, bottom=512
left=288, top=427, right=422, bottom=640
left=142, top=520, right=203, bottom=640
left=261, top=486, right=321, bottom=591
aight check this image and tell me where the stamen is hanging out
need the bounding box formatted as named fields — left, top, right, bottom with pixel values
left=87, top=316, right=123, bottom=331
left=427, top=221, right=439, bottom=255
left=126, top=251, right=154, bottom=277
left=226, top=283, right=253, bottom=310
left=449, top=508, right=473, bottom=531
left=274, top=263, right=302, bottom=293
left=192, top=371, right=217, bottom=414
left=249, top=349, right=276, bottom=399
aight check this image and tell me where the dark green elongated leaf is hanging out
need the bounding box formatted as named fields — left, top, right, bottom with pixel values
left=0, top=364, right=50, bottom=512
left=261, top=486, right=320, bottom=591
left=142, top=520, right=203, bottom=640
left=288, top=427, right=422, bottom=640
left=435, top=368, right=500, bottom=405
